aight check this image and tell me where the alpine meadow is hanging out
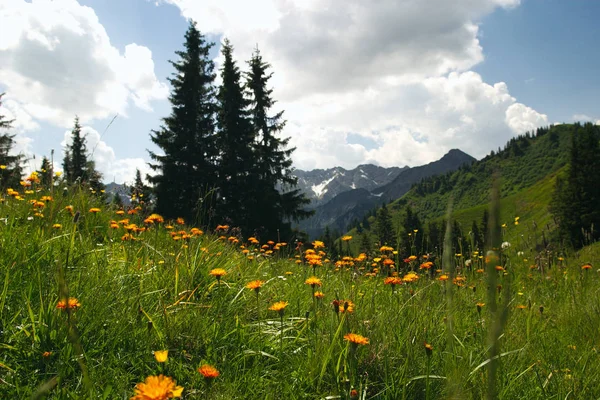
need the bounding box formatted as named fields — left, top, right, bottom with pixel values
left=2, top=3, right=600, bottom=400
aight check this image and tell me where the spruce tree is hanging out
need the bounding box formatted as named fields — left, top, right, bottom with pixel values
left=375, top=203, right=396, bottom=246
left=38, top=156, right=53, bottom=188
left=148, top=22, right=217, bottom=222
left=215, top=39, right=256, bottom=232
left=130, top=169, right=152, bottom=208
left=63, top=117, right=88, bottom=184
left=245, top=47, right=311, bottom=238
left=550, top=122, right=600, bottom=247
left=0, top=93, right=24, bottom=189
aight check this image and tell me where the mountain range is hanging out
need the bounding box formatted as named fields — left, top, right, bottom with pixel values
left=104, top=149, right=476, bottom=238
left=295, top=149, right=475, bottom=238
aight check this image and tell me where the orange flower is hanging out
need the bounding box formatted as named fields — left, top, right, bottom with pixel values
left=198, top=364, right=220, bottom=379
left=384, top=277, right=402, bottom=286
left=314, top=291, right=325, bottom=299
left=269, top=301, right=288, bottom=313
left=131, top=375, right=183, bottom=400
left=438, top=274, right=449, bottom=281
left=89, top=207, right=101, bottom=213
left=245, top=280, right=265, bottom=292
left=424, top=342, right=433, bottom=356
left=582, top=263, right=592, bottom=270
left=56, top=297, right=81, bottom=310
left=344, top=333, right=369, bottom=345
left=305, top=276, right=322, bottom=287
left=341, top=235, right=353, bottom=241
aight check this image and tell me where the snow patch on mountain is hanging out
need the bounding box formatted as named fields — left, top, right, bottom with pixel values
left=311, top=175, right=337, bottom=198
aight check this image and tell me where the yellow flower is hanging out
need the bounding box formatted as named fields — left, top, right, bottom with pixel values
left=154, top=350, right=168, bottom=363
left=131, top=375, right=183, bottom=400
left=341, top=235, right=353, bottom=241
left=344, top=333, right=369, bottom=345
left=89, top=207, right=101, bottom=213
left=314, top=291, right=325, bottom=299
left=305, top=276, right=322, bottom=287
left=52, top=224, right=62, bottom=229
left=209, top=268, right=227, bottom=279
left=312, top=240, right=325, bottom=249
left=269, top=301, right=288, bottom=313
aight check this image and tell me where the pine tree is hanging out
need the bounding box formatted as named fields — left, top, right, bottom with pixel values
left=38, top=156, right=53, bottom=188
left=215, top=39, right=256, bottom=232
left=130, top=169, right=152, bottom=208
left=245, top=47, right=311, bottom=238
left=63, top=117, right=88, bottom=184
left=0, top=93, right=24, bottom=189
left=375, top=203, right=396, bottom=246
left=550, top=123, right=600, bottom=247
left=148, top=22, right=217, bottom=222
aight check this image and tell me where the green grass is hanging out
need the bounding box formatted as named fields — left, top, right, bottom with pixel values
left=1, top=185, right=600, bottom=399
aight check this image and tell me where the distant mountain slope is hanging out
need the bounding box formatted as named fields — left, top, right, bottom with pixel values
left=297, top=149, right=475, bottom=238
left=348, top=124, right=574, bottom=251
left=293, top=164, right=407, bottom=206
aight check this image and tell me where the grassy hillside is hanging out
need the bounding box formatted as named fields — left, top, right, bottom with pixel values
left=349, top=124, right=574, bottom=253
left=2, top=181, right=600, bottom=399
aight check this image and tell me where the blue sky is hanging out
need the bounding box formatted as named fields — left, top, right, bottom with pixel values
left=0, top=0, right=598, bottom=183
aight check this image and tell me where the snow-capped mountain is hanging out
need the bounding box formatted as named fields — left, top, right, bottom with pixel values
left=293, top=164, right=407, bottom=206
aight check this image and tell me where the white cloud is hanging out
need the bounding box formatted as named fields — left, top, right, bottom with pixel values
left=0, top=0, right=168, bottom=127
left=61, top=126, right=150, bottom=184
left=162, top=0, right=548, bottom=171
left=505, top=103, right=548, bottom=134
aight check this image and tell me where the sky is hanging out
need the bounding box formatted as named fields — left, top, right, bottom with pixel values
left=0, top=0, right=599, bottom=184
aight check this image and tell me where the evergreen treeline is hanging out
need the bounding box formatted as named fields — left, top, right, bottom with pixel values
left=345, top=123, right=598, bottom=257
left=148, top=22, right=310, bottom=239
left=0, top=93, right=24, bottom=189
left=550, top=122, right=600, bottom=248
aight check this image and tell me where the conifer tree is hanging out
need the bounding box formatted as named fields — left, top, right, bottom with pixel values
left=245, top=47, right=311, bottom=238
left=550, top=122, right=600, bottom=247
left=0, top=93, right=24, bottom=189
left=148, top=22, right=217, bottom=222
left=63, top=117, right=88, bottom=184
left=375, top=203, right=396, bottom=246
left=130, top=169, right=152, bottom=208
left=215, top=39, right=256, bottom=232
left=38, top=156, right=53, bottom=188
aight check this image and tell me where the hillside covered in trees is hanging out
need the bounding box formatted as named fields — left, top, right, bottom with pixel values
left=344, top=123, right=600, bottom=257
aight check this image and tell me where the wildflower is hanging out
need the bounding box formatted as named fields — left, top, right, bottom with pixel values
left=52, top=224, right=62, bottom=229
left=209, top=268, right=227, bottom=281
left=476, top=302, right=485, bottom=314
left=305, top=276, right=322, bottom=287
left=582, top=263, right=592, bottom=270
left=269, top=301, right=288, bottom=316
left=245, top=280, right=265, bottom=293
left=131, top=375, right=183, bottom=400
left=495, top=266, right=504, bottom=272
left=176, top=217, right=185, bottom=225
left=198, top=364, right=220, bottom=379
left=516, top=305, right=527, bottom=310
left=438, top=274, right=449, bottom=281
left=145, top=214, right=164, bottom=224
left=56, top=297, right=81, bottom=310
left=338, top=300, right=354, bottom=313
left=424, top=342, right=433, bottom=356
left=89, top=207, right=101, bottom=213
left=344, top=333, right=369, bottom=345
left=312, top=240, right=325, bottom=249
left=314, top=291, right=325, bottom=299
left=384, top=277, right=402, bottom=286
left=42, top=351, right=52, bottom=358
left=341, top=235, right=353, bottom=241
left=65, top=205, right=74, bottom=214
left=154, top=350, right=168, bottom=363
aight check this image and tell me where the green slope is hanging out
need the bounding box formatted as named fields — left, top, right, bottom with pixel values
left=348, top=124, right=576, bottom=252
